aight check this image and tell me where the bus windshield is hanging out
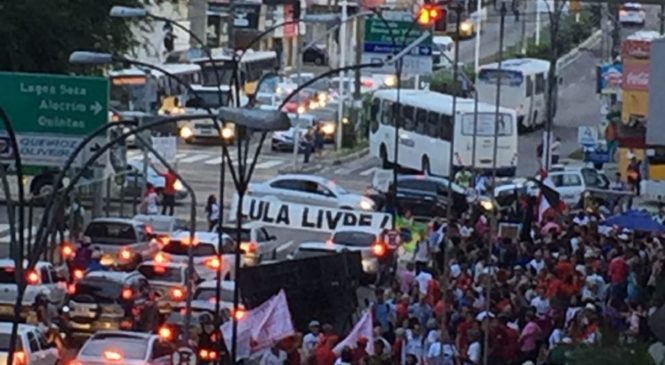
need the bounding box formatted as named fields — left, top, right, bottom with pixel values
left=188, top=90, right=230, bottom=109
left=200, top=63, right=234, bottom=87
left=461, top=113, right=513, bottom=136
left=110, top=76, right=149, bottom=112
left=478, top=69, right=524, bottom=87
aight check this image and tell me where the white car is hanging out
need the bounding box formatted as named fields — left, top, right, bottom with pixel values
left=0, top=323, right=59, bottom=365
left=545, top=165, right=610, bottom=206
left=0, top=260, right=66, bottom=321
left=433, top=36, right=455, bottom=66
left=175, top=279, right=238, bottom=316
left=155, top=231, right=236, bottom=281
left=620, top=3, right=646, bottom=26
left=73, top=331, right=173, bottom=365
left=136, top=261, right=193, bottom=315
left=248, top=174, right=376, bottom=211
left=218, top=222, right=280, bottom=266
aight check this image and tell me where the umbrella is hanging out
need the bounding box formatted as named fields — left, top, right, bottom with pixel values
left=602, top=209, right=665, bottom=233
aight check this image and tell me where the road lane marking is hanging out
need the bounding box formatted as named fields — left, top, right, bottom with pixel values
left=179, top=154, right=212, bottom=163
left=253, top=160, right=283, bottom=169
left=204, top=157, right=223, bottom=165
left=333, top=168, right=348, bottom=175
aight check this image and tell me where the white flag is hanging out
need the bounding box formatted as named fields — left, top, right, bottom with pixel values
left=221, top=290, right=294, bottom=361
left=333, top=310, right=374, bottom=355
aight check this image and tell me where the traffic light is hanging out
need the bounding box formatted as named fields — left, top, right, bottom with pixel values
left=416, top=4, right=444, bottom=27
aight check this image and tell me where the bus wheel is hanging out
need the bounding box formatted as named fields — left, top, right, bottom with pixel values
left=421, top=156, right=431, bottom=175
left=380, top=145, right=390, bottom=169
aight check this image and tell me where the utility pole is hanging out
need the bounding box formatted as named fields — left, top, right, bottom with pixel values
left=520, top=0, right=527, bottom=54
left=601, top=1, right=609, bottom=61
left=188, top=0, right=208, bottom=48
left=543, top=0, right=562, bottom=170
left=609, top=0, right=621, bottom=59
left=336, top=0, right=349, bottom=150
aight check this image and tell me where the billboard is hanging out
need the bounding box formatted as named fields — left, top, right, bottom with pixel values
left=622, top=90, right=649, bottom=124
left=647, top=38, right=665, bottom=146
left=597, top=62, right=622, bottom=94
left=623, top=60, right=649, bottom=92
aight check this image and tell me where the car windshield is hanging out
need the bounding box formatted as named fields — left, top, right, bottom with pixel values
left=219, top=227, right=251, bottom=242
left=326, top=181, right=349, bottom=195
left=138, top=265, right=183, bottom=283
left=332, top=232, right=376, bottom=247
left=163, top=241, right=216, bottom=256
left=81, top=335, right=149, bottom=360
left=84, top=222, right=139, bottom=245
left=188, top=90, right=230, bottom=108
left=74, top=279, right=122, bottom=303
left=194, top=287, right=234, bottom=302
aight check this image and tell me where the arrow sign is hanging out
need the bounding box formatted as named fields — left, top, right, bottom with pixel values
left=90, top=101, right=103, bottom=115
left=89, top=143, right=101, bottom=152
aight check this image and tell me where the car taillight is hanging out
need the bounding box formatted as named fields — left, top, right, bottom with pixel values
left=159, top=325, right=174, bottom=341
left=372, top=243, right=386, bottom=257
left=121, top=288, right=133, bottom=300
left=13, top=351, right=26, bottom=365
left=67, top=283, right=77, bottom=295
left=158, top=236, right=170, bottom=246
left=169, top=288, right=186, bottom=301
left=119, top=248, right=133, bottom=260
left=61, top=243, right=75, bottom=259
left=232, top=307, right=246, bottom=320
left=155, top=252, right=170, bottom=264
left=241, top=242, right=257, bottom=254
left=199, top=349, right=218, bottom=360
left=205, top=257, right=222, bottom=271
left=73, top=269, right=84, bottom=280
left=103, top=350, right=124, bottom=361
left=25, top=270, right=40, bottom=285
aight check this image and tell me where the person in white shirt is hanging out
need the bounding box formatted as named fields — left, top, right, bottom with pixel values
left=415, top=269, right=433, bottom=295
left=528, top=250, right=545, bottom=275
left=414, top=231, right=430, bottom=274
left=530, top=288, right=551, bottom=316
left=302, top=320, right=321, bottom=357
left=403, top=324, right=425, bottom=364
left=260, top=343, right=287, bottom=365
left=426, top=330, right=458, bottom=365
left=464, top=330, right=482, bottom=365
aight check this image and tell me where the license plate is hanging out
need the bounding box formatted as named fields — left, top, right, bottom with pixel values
left=0, top=306, right=13, bottom=315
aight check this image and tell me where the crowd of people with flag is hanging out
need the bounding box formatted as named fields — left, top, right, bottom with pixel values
left=227, top=170, right=665, bottom=365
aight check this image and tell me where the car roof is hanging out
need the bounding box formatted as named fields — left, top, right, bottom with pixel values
left=333, top=226, right=383, bottom=235
left=88, top=217, right=143, bottom=226
left=171, top=231, right=229, bottom=243
left=267, top=174, right=331, bottom=185
left=197, top=280, right=235, bottom=291
left=298, top=242, right=349, bottom=252
left=139, top=261, right=188, bottom=270
left=0, top=322, right=40, bottom=335
left=89, top=330, right=154, bottom=341
left=84, top=270, right=140, bottom=282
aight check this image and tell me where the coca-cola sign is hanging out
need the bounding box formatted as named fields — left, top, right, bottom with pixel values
left=622, top=61, right=649, bottom=91
left=622, top=39, right=651, bottom=60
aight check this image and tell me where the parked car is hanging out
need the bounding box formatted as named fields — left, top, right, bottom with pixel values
left=302, top=45, right=328, bottom=65
left=64, top=271, right=151, bottom=337
left=619, top=3, right=646, bottom=26
left=155, top=231, right=235, bottom=281
left=137, top=261, right=195, bottom=315
left=365, top=174, right=469, bottom=219
left=82, top=218, right=158, bottom=270
left=0, top=260, right=66, bottom=322
left=248, top=174, right=376, bottom=211
left=0, top=323, right=59, bottom=365
left=73, top=331, right=173, bottom=365
left=542, top=165, right=610, bottom=206
left=218, top=222, right=279, bottom=266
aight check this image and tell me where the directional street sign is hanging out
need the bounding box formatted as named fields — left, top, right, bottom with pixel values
left=0, top=72, right=109, bottom=168
left=362, top=11, right=433, bottom=77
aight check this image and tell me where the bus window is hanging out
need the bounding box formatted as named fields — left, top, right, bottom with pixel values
left=440, top=114, right=453, bottom=140
left=382, top=100, right=393, bottom=126
left=526, top=76, right=533, bottom=97
left=427, top=112, right=440, bottom=138
left=415, top=109, right=427, bottom=134
left=401, top=106, right=415, bottom=131
left=370, top=99, right=381, bottom=132
left=535, top=73, right=546, bottom=94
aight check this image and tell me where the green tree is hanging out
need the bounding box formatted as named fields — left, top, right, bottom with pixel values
left=0, top=0, right=142, bottom=73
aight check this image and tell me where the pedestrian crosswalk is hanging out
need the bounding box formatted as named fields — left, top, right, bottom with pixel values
left=127, top=149, right=290, bottom=170
left=0, top=224, right=48, bottom=244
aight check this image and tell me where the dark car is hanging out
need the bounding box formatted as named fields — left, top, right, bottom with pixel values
left=366, top=175, right=469, bottom=219
left=302, top=45, right=327, bottom=65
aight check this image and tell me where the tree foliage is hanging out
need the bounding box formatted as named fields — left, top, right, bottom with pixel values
left=0, top=0, right=143, bottom=74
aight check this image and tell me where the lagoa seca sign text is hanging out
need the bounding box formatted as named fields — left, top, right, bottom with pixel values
left=228, top=195, right=392, bottom=232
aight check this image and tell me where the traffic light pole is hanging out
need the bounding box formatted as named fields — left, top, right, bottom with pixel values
left=445, top=4, right=463, bottom=226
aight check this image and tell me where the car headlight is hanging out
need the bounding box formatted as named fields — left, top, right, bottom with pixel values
left=180, top=126, right=193, bottom=139
left=322, top=123, right=335, bottom=135
left=174, top=179, right=184, bottom=191
left=460, top=21, right=473, bottom=33
left=384, top=75, right=397, bottom=87
left=221, top=127, right=234, bottom=139
left=359, top=199, right=374, bottom=211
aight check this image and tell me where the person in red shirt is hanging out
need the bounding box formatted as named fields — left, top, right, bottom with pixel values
left=455, top=308, right=475, bottom=354
left=161, top=168, right=178, bottom=216
left=351, top=337, right=369, bottom=365
left=314, top=337, right=337, bottom=365
left=608, top=249, right=629, bottom=300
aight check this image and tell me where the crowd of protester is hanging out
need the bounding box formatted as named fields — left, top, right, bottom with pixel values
left=261, top=201, right=665, bottom=365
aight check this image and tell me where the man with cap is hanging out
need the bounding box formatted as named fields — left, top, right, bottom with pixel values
left=303, top=320, right=321, bottom=357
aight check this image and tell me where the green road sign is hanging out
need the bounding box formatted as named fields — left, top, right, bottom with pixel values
left=0, top=72, right=108, bottom=135
left=0, top=72, right=109, bottom=168
left=364, top=15, right=432, bottom=46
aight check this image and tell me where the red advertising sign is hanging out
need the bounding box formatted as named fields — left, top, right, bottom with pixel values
left=622, top=39, right=652, bottom=60
left=622, top=60, right=649, bottom=91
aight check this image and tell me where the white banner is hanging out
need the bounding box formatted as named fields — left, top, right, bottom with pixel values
left=333, top=310, right=374, bottom=355
left=228, top=195, right=392, bottom=233
left=221, top=290, right=294, bottom=361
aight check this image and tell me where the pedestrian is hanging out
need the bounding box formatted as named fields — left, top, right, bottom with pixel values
left=160, top=168, right=178, bottom=215
left=605, top=121, right=618, bottom=162
left=303, top=130, right=314, bottom=164
left=261, top=342, right=287, bottom=365
left=626, top=154, right=642, bottom=196
left=205, top=194, right=220, bottom=231
left=303, top=320, right=321, bottom=358
left=315, top=122, right=325, bottom=157
left=335, top=347, right=353, bottom=365
left=426, top=330, right=458, bottom=365
left=73, top=236, right=93, bottom=269
left=413, top=230, right=430, bottom=275
left=351, top=338, right=370, bottom=365
left=143, top=183, right=160, bottom=215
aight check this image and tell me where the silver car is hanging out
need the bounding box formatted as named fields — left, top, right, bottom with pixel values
left=248, top=174, right=376, bottom=211
left=74, top=331, right=173, bottom=365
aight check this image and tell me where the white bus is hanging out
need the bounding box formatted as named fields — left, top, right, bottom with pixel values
left=369, top=89, right=518, bottom=177
left=477, top=58, right=550, bottom=132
